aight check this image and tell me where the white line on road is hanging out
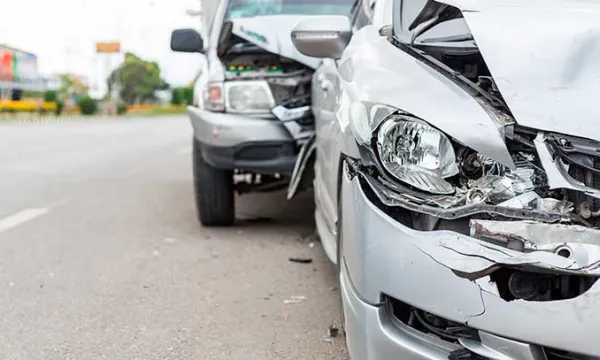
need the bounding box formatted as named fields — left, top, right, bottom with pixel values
left=0, top=208, right=50, bottom=233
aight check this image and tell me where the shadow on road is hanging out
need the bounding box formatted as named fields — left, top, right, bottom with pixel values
left=236, top=189, right=316, bottom=227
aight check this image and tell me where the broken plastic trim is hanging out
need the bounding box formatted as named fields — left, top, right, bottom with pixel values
left=287, top=134, right=316, bottom=200
left=535, top=133, right=600, bottom=200
left=272, top=94, right=314, bottom=142
left=348, top=156, right=571, bottom=223
left=271, top=94, right=312, bottom=123
left=272, top=104, right=311, bottom=123
left=356, top=167, right=569, bottom=223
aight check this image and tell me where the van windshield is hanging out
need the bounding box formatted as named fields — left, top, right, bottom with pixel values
left=225, top=0, right=354, bottom=20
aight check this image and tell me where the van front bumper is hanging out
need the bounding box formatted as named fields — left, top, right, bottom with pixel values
left=188, top=107, right=297, bottom=174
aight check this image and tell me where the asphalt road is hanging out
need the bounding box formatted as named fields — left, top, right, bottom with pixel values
left=0, top=116, right=347, bottom=360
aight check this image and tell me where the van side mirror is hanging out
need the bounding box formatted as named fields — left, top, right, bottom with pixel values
left=171, top=28, right=205, bottom=53
left=291, top=16, right=352, bottom=59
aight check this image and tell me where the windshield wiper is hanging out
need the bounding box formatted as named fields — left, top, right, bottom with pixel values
left=420, top=34, right=474, bottom=44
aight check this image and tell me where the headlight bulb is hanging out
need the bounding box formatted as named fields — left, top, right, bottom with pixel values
left=376, top=115, right=458, bottom=194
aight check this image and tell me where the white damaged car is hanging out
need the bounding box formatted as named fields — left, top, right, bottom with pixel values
left=170, top=0, right=353, bottom=226
left=290, top=0, right=600, bottom=358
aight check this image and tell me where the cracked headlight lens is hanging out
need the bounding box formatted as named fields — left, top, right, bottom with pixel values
left=376, top=115, right=458, bottom=194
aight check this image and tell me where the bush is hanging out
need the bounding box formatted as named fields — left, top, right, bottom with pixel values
left=44, top=90, right=58, bottom=102
left=55, top=100, right=64, bottom=115
left=182, top=86, right=194, bottom=105
left=117, top=103, right=128, bottom=115
left=77, top=96, right=98, bottom=115
left=171, top=88, right=183, bottom=105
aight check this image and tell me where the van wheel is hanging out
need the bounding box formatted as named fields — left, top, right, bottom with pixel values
left=193, top=139, right=235, bottom=227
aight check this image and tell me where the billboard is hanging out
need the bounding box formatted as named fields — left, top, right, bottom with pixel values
left=0, top=44, right=45, bottom=91
left=96, top=42, right=121, bottom=54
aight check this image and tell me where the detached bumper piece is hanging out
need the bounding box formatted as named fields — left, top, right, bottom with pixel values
left=272, top=94, right=317, bottom=199
left=271, top=94, right=314, bottom=142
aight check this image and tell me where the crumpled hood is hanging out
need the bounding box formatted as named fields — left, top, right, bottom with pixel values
left=229, top=15, right=322, bottom=69
left=439, top=0, right=600, bottom=141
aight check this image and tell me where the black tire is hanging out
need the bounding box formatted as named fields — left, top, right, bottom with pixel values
left=193, top=139, right=235, bottom=227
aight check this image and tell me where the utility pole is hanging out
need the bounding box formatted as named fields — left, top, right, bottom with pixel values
left=96, top=42, right=121, bottom=115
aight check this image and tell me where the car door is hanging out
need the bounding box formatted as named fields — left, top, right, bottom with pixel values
left=313, top=0, right=376, bottom=243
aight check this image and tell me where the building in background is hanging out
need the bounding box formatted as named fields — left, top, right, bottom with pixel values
left=0, top=44, right=45, bottom=100
left=44, top=74, right=62, bottom=91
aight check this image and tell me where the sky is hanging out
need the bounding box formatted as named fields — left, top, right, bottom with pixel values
left=1, top=0, right=205, bottom=96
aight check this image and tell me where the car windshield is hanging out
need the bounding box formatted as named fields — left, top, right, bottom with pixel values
left=225, top=0, right=354, bottom=20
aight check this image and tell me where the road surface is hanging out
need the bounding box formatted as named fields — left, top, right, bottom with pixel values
left=0, top=116, right=347, bottom=360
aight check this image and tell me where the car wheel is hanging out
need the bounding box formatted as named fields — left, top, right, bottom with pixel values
left=193, top=138, right=235, bottom=227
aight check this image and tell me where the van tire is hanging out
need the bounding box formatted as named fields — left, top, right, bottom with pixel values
left=193, top=139, right=235, bottom=227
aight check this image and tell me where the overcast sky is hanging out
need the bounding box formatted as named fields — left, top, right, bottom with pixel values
left=1, top=0, right=205, bottom=95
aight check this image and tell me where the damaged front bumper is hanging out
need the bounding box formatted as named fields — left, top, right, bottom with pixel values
left=341, top=162, right=600, bottom=359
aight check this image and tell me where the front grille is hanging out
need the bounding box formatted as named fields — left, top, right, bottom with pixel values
left=385, top=295, right=480, bottom=343
left=235, top=143, right=294, bottom=161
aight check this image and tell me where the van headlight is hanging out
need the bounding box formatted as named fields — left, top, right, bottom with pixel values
left=376, top=115, right=458, bottom=195
left=224, top=80, right=276, bottom=114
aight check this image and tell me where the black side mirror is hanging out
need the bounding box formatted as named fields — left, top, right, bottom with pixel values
left=170, top=28, right=204, bottom=53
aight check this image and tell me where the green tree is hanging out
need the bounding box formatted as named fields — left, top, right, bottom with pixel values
left=170, top=86, right=194, bottom=106
left=108, top=53, right=169, bottom=105
left=58, top=74, right=89, bottom=100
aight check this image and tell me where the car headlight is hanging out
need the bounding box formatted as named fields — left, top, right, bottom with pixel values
left=376, top=115, right=458, bottom=195
left=224, top=80, right=275, bottom=114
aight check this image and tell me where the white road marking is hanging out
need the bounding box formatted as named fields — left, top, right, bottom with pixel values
left=0, top=208, right=50, bottom=233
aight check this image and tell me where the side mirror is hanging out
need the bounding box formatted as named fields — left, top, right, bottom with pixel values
left=291, top=16, right=352, bottom=59
left=170, top=28, right=205, bottom=53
